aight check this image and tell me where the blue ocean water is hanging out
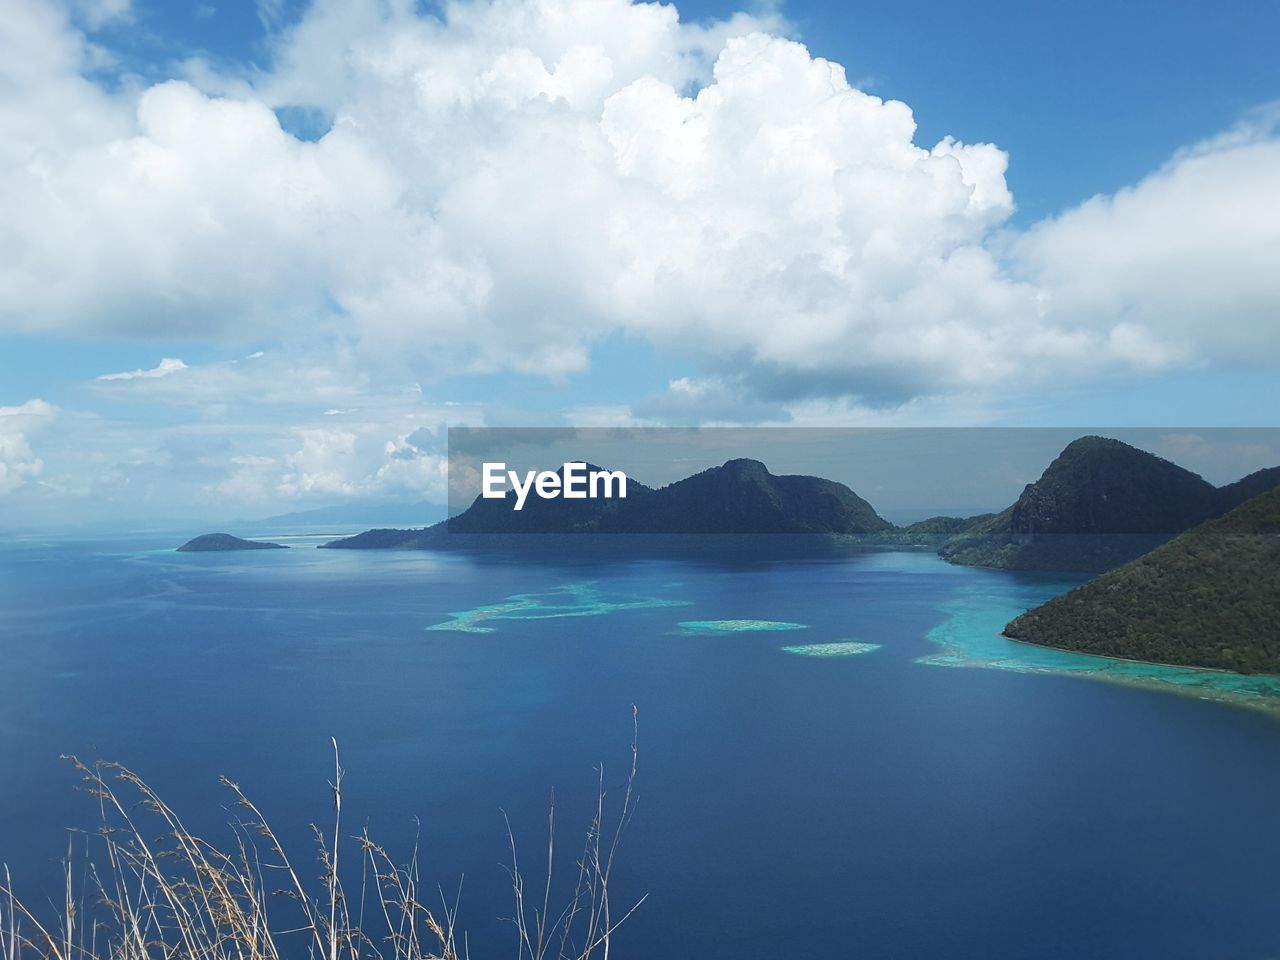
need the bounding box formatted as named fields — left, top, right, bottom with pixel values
left=2, top=538, right=1280, bottom=959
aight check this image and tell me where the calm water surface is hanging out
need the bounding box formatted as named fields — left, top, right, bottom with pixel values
left=2, top=537, right=1279, bottom=959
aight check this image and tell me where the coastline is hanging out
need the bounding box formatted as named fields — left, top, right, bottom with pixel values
left=997, top=630, right=1280, bottom=679
left=996, top=631, right=1280, bottom=720
left=918, top=586, right=1280, bottom=721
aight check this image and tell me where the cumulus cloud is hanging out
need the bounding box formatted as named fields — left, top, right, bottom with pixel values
left=277, top=427, right=360, bottom=496
left=374, top=427, right=450, bottom=495
left=87, top=354, right=477, bottom=506
left=266, top=423, right=450, bottom=500
left=2, top=0, right=1278, bottom=433
left=1011, top=108, right=1280, bottom=366
left=2, top=345, right=481, bottom=522
left=0, top=399, right=57, bottom=494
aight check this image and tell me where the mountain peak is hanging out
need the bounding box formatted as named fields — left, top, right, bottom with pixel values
left=940, top=435, right=1223, bottom=572
left=719, top=457, right=770, bottom=474
left=1015, top=435, right=1216, bottom=536
left=1059, top=435, right=1132, bottom=453
left=333, top=456, right=892, bottom=539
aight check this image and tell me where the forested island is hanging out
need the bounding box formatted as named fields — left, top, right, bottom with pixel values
left=315, top=435, right=1280, bottom=677
left=323, top=437, right=1274, bottom=571
left=1005, top=485, right=1280, bottom=674
left=177, top=533, right=288, bottom=552
left=322, top=457, right=896, bottom=549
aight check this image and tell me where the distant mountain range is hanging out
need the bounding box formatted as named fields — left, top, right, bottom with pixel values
left=194, top=435, right=1280, bottom=676
left=241, top=501, right=444, bottom=531
left=1005, top=484, right=1280, bottom=674
left=323, top=457, right=895, bottom=549
left=323, top=438, right=1278, bottom=571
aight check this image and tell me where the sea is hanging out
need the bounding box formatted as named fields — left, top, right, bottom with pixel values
left=2, top=535, right=1279, bottom=959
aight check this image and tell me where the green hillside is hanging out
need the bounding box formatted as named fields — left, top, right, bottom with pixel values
left=1004, top=486, right=1280, bottom=674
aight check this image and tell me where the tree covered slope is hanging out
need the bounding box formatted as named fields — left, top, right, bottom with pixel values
left=1003, top=486, right=1280, bottom=673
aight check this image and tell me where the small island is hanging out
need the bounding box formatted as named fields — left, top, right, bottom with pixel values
left=177, top=533, right=288, bottom=552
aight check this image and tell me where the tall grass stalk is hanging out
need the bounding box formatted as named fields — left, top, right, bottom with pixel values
left=0, top=712, right=642, bottom=960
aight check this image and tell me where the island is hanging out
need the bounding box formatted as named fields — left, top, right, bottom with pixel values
left=322, top=439, right=1279, bottom=575
left=177, top=533, right=288, bottom=552
left=939, top=436, right=1280, bottom=573
left=313, top=437, right=1280, bottom=675
left=322, top=458, right=895, bottom=549
left=1004, top=484, right=1280, bottom=674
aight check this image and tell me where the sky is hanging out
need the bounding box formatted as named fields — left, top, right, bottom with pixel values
left=1, top=0, right=1278, bottom=527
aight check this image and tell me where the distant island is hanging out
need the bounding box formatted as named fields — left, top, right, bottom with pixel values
left=1004, top=484, right=1280, bottom=674
left=322, top=457, right=895, bottom=549
left=321, top=438, right=1278, bottom=574
left=177, top=533, right=288, bottom=552
left=311, top=436, right=1280, bottom=678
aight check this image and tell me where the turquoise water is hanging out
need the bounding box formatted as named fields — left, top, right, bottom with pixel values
left=426, top=581, right=690, bottom=632
left=2, top=540, right=1279, bottom=959
left=922, top=579, right=1280, bottom=715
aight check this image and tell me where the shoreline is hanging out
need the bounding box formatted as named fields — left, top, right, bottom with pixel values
left=997, top=631, right=1280, bottom=680
left=983, top=631, right=1280, bottom=720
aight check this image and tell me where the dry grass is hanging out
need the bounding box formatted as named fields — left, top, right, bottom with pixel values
left=1, top=712, right=643, bottom=960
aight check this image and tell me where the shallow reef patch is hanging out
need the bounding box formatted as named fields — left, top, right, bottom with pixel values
left=922, top=583, right=1280, bottom=718
left=780, top=640, right=881, bottom=657
left=676, top=619, right=809, bottom=636
left=427, top=581, right=689, bottom=633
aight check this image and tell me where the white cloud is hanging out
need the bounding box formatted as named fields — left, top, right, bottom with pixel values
left=0, top=1, right=130, bottom=165
left=2, top=0, right=1278, bottom=427
left=0, top=399, right=57, bottom=494
left=374, top=427, right=450, bottom=496
left=89, top=351, right=365, bottom=409
left=277, top=427, right=360, bottom=496
left=0, top=345, right=484, bottom=522
left=1011, top=108, right=1280, bottom=366
left=97, top=357, right=189, bottom=381
left=270, top=424, right=450, bottom=500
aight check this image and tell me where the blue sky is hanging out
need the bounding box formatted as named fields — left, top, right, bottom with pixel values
left=1, top=0, right=1278, bottom=525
